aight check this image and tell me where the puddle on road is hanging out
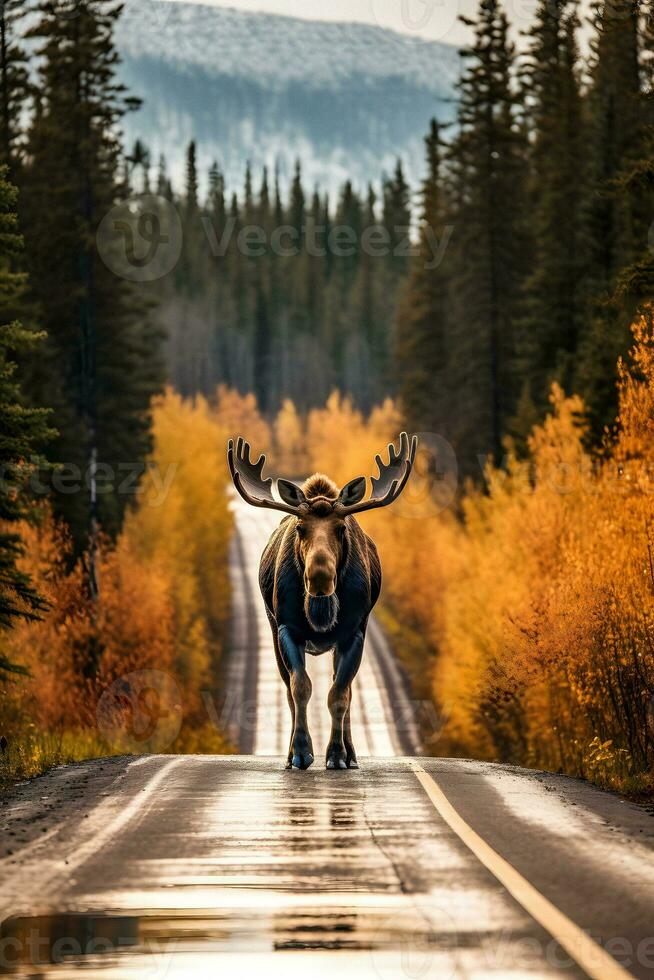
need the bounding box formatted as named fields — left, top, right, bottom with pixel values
left=0, top=908, right=452, bottom=977
left=0, top=914, right=138, bottom=973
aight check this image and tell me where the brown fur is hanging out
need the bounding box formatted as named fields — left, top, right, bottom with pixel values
left=302, top=473, right=339, bottom=500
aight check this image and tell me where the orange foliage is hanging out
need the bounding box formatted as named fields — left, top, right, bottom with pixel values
left=214, top=385, right=271, bottom=451
left=7, top=319, right=654, bottom=794
left=124, top=388, right=233, bottom=698
left=266, top=320, right=654, bottom=791
left=2, top=388, right=234, bottom=764
left=273, top=399, right=306, bottom=476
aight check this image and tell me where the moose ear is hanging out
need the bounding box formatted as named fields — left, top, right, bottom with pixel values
left=337, top=477, right=367, bottom=507
left=277, top=479, right=307, bottom=509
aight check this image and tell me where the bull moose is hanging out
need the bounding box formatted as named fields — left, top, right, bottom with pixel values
left=227, top=432, right=417, bottom=771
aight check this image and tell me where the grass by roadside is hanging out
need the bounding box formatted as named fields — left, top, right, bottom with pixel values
left=0, top=726, right=235, bottom=795
left=0, top=731, right=109, bottom=794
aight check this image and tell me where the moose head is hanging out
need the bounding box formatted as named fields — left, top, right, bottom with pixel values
left=228, top=432, right=417, bottom=616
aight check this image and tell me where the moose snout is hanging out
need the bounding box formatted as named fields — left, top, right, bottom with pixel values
left=304, top=554, right=337, bottom=597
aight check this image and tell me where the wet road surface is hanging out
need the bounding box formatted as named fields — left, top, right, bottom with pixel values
left=2, top=756, right=654, bottom=978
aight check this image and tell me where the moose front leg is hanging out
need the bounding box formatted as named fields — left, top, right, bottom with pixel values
left=278, top=625, right=314, bottom=770
left=327, top=630, right=364, bottom=770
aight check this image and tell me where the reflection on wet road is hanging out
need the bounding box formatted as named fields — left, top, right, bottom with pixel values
left=0, top=758, right=586, bottom=978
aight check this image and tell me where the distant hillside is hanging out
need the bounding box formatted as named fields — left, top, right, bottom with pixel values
left=115, top=0, right=460, bottom=195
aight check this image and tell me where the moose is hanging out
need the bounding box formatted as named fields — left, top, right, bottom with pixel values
left=227, top=432, right=417, bottom=771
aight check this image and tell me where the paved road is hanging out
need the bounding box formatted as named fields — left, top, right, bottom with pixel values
left=2, top=756, right=654, bottom=978
left=2, top=499, right=654, bottom=978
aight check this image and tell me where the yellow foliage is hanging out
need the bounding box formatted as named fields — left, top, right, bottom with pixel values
left=431, top=311, right=654, bottom=790
left=1, top=387, right=235, bottom=783
left=268, top=319, right=654, bottom=791
left=214, top=385, right=270, bottom=451
left=273, top=399, right=306, bottom=476
left=124, top=388, right=233, bottom=699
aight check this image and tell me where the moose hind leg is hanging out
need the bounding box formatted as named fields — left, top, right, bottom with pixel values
left=327, top=631, right=364, bottom=770
left=279, top=625, right=314, bottom=770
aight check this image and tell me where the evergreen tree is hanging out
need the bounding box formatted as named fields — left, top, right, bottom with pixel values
left=447, top=0, right=529, bottom=466
left=0, top=0, right=29, bottom=172
left=0, top=167, right=52, bottom=673
left=156, top=153, right=172, bottom=199
left=127, top=138, right=150, bottom=193
left=289, top=159, right=305, bottom=238
left=576, top=0, right=645, bottom=430
left=22, top=0, right=163, bottom=560
left=383, top=159, right=411, bottom=278
left=253, top=283, right=271, bottom=411
left=518, top=0, right=584, bottom=423
left=242, top=159, right=254, bottom=228
left=613, top=1, right=654, bottom=309
left=185, top=139, right=198, bottom=214
left=396, top=120, right=451, bottom=433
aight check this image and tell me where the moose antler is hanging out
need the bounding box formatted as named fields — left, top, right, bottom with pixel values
left=335, top=431, right=418, bottom=516
left=228, top=437, right=308, bottom=515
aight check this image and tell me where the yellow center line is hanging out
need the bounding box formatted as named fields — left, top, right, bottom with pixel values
left=409, top=760, right=632, bottom=980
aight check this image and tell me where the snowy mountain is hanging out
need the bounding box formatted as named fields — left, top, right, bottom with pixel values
left=115, top=0, right=459, bottom=197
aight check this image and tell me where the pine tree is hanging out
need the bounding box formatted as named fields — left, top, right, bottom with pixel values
left=0, top=0, right=29, bottom=173
left=576, top=0, right=645, bottom=431
left=185, top=139, right=198, bottom=214
left=396, top=120, right=451, bottom=433
left=156, top=153, right=172, bottom=199
left=127, top=138, right=150, bottom=193
left=22, top=0, right=163, bottom=560
left=253, top=284, right=271, bottom=411
left=613, top=1, right=654, bottom=309
left=289, top=159, right=305, bottom=238
left=382, top=159, right=411, bottom=279
left=0, top=167, right=52, bottom=673
left=518, top=0, right=584, bottom=422
left=447, top=0, right=529, bottom=466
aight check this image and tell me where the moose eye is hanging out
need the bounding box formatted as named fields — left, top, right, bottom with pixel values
left=296, top=523, right=307, bottom=538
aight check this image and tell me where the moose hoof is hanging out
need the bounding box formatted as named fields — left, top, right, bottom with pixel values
left=347, top=757, right=359, bottom=769
left=291, top=752, right=314, bottom=770
left=326, top=745, right=348, bottom=770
